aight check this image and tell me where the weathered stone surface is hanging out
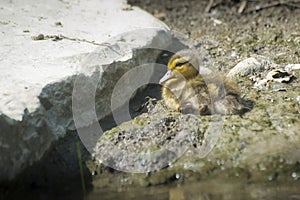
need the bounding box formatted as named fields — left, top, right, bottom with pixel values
left=227, top=55, right=277, bottom=78
left=93, top=63, right=300, bottom=185
left=93, top=101, right=222, bottom=173
left=0, top=0, right=171, bottom=181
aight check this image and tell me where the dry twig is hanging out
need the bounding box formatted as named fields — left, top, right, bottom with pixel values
left=245, top=0, right=300, bottom=13
left=238, top=0, right=248, bottom=14
left=205, top=0, right=214, bottom=13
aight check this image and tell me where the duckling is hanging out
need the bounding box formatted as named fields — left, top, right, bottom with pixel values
left=159, top=50, right=249, bottom=115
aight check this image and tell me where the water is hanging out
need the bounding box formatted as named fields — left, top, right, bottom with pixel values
left=87, top=179, right=300, bottom=200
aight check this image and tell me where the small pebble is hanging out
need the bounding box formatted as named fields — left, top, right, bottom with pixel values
left=154, top=12, right=166, bottom=21
left=122, top=6, right=134, bottom=11
left=296, top=96, right=300, bottom=105
left=291, top=172, right=298, bottom=179
left=212, top=17, right=222, bottom=26
left=32, top=34, right=45, bottom=40
left=55, top=21, right=63, bottom=27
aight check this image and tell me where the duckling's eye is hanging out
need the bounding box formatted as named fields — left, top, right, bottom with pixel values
left=175, top=61, right=189, bottom=67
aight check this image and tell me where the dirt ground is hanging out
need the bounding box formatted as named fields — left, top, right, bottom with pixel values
left=128, top=0, right=300, bottom=72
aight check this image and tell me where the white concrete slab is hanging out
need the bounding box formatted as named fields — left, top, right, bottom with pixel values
left=0, top=0, right=170, bottom=181
left=0, top=0, right=168, bottom=121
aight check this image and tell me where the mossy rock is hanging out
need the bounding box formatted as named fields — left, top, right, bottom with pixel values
left=91, top=72, right=300, bottom=186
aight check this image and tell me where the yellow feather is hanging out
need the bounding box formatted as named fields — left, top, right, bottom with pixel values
left=161, top=50, right=249, bottom=115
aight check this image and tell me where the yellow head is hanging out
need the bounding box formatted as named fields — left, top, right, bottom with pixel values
left=159, top=51, right=199, bottom=84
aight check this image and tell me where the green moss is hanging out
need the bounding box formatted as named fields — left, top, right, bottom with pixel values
left=133, top=116, right=149, bottom=127
left=101, top=126, right=123, bottom=141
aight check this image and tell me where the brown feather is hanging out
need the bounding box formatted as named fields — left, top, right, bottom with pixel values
left=161, top=50, right=250, bottom=115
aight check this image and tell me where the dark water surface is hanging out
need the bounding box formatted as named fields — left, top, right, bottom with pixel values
left=87, top=179, right=300, bottom=200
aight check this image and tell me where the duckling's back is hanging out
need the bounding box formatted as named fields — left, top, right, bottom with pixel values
left=183, top=74, right=248, bottom=115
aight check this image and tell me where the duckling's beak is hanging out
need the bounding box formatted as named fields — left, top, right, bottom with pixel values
left=159, top=70, right=174, bottom=84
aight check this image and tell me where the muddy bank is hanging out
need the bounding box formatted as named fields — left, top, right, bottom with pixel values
left=90, top=0, right=300, bottom=196
left=92, top=62, right=300, bottom=186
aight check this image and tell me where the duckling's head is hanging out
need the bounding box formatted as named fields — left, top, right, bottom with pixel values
left=159, top=50, right=199, bottom=84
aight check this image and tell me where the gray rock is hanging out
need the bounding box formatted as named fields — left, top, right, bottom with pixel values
left=227, top=55, right=277, bottom=78
left=93, top=71, right=300, bottom=185
left=93, top=102, right=200, bottom=172
left=0, top=0, right=171, bottom=181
